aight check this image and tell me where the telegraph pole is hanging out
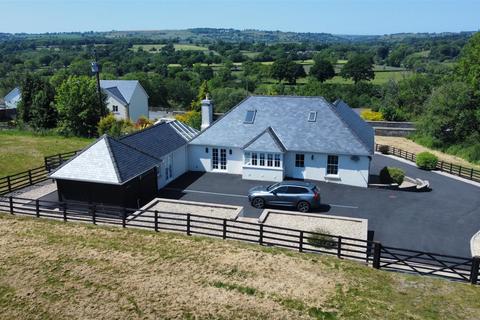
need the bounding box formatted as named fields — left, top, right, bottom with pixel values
left=91, top=48, right=105, bottom=116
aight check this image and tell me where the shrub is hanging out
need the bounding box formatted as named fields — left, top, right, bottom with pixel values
left=378, top=145, right=389, bottom=154
left=175, top=111, right=201, bottom=130
left=307, top=229, right=337, bottom=249
left=361, top=109, right=384, bottom=121
left=97, top=114, right=134, bottom=138
left=379, top=166, right=405, bottom=185
left=416, top=152, right=438, bottom=170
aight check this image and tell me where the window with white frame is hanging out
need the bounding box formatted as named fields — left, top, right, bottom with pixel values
left=295, top=154, right=305, bottom=167
left=244, top=152, right=282, bottom=168
left=274, top=154, right=281, bottom=167
left=252, top=153, right=258, bottom=166
left=327, top=155, right=339, bottom=175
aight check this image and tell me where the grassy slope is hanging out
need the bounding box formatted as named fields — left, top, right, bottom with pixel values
left=0, top=130, right=92, bottom=176
left=0, top=214, right=479, bottom=320
left=375, top=136, right=480, bottom=170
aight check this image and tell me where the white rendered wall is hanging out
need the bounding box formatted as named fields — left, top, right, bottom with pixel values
left=128, top=84, right=149, bottom=122
left=188, top=145, right=242, bottom=174
left=285, top=152, right=370, bottom=188
left=157, top=145, right=188, bottom=189
left=105, top=95, right=127, bottom=120
left=242, top=167, right=283, bottom=182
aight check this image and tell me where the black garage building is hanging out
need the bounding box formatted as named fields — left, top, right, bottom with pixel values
left=50, top=135, right=161, bottom=208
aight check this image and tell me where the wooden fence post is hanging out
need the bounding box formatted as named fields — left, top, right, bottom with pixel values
left=9, top=196, right=13, bottom=214
left=186, top=213, right=191, bottom=235
left=259, top=224, right=263, bottom=245
left=122, top=208, right=126, bottom=228
left=91, top=205, right=96, bottom=225
left=337, top=236, right=342, bottom=258
left=222, top=219, right=227, bottom=239
left=28, top=170, right=32, bottom=185
left=450, top=163, right=453, bottom=174
left=373, top=241, right=381, bottom=269
left=471, top=168, right=474, bottom=180
left=7, top=176, right=11, bottom=193
left=35, top=199, right=40, bottom=218
left=63, top=203, right=67, bottom=222
left=154, top=210, right=158, bottom=232
left=440, top=161, right=444, bottom=171
left=470, top=256, right=480, bottom=285
left=299, top=231, right=304, bottom=252
left=459, top=166, right=462, bottom=177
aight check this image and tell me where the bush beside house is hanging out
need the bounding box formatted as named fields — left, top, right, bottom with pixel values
left=380, top=166, right=405, bottom=185
left=416, top=152, right=438, bottom=170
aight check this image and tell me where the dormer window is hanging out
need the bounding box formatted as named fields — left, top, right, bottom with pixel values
left=308, top=111, right=317, bottom=122
left=244, top=110, right=256, bottom=124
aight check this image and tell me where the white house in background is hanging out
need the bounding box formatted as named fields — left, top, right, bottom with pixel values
left=3, top=87, right=21, bottom=109
left=188, top=96, right=374, bottom=188
left=100, top=80, right=149, bottom=122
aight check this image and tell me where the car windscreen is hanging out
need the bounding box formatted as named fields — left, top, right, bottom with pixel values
left=267, top=183, right=280, bottom=191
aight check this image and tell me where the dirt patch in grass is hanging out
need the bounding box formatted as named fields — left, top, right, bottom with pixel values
left=375, top=136, right=480, bottom=170
left=1, top=214, right=480, bottom=319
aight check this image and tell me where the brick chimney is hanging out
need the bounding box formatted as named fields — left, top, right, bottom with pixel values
left=201, top=95, right=213, bottom=131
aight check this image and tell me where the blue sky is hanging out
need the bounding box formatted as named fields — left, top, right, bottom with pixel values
left=0, top=0, right=478, bottom=35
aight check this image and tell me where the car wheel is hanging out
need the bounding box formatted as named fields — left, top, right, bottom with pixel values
left=252, top=197, right=265, bottom=209
left=297, top=201, right=310, bottom=213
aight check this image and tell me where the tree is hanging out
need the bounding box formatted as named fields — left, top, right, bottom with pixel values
left=457, top=32, right=480, bottom=96
left=30, top=83, right=57, bottom=130
left=309, top=59, right=335, bottom=82
left=191, top=80, right=209, bottom=111
left=340, top=54, right=375, bottom=84
left=55, top=76, right=108, bottom=137
left=271, top=58, right=306, bottom=84
left=17, top=73, right=44, bottom=123
left=175, top=111, right=201, bottom=130
left=418, top=82, right=477, bottom=146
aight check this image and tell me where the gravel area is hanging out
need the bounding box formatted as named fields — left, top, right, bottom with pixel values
left=5, top=180, right=56, bottom=198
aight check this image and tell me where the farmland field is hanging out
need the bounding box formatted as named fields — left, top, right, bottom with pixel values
left=0, top=130, right=91, bottom=177
left=131, top=44, right=210, bottom=52
left=0, top=214, right=479, bottom=319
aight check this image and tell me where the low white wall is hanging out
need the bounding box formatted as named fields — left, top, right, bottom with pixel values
left=285, top=152, right=370, bottom=188
left=242, top=166, right=283, bottom=182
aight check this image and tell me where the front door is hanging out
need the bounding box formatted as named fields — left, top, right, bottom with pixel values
left=164, top=153, right=173, bottom=181
left=212, top=148, right=227, bottom=171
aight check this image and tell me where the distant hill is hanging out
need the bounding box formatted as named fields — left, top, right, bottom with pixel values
left=1, top=28, right=475, bottom=44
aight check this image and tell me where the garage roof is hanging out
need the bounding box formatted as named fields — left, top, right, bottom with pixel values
left=49, top=135, right=161, bottom=185
left=190, top=96, right=374, bottom=156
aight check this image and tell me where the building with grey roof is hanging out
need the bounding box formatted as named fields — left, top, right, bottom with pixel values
left=189, top=96, right=374, bottom=187
left=3, top=87, right=21, bottom=109
left=100, top=80, right=149, bottom=122
left=49, top=120, right=198, bottom=207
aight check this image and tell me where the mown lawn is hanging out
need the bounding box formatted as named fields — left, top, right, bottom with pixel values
left=0, top=214, right=479, bottom=319
left=0, top=130, right=92, bottom=177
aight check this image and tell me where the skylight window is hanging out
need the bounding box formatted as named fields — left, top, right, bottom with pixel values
left=244, top=110, right=256, bottom=124
left=308, top=111, right=317, bottom=122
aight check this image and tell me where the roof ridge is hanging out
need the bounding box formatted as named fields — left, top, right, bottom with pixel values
left=103, top=136, right=123, bottom=182
left=325, top=100, right=372, bottom=154
left=266, top=127, right=287, bottom=152
left=47, top=134, right=109, bottom=177
left=112, top=135, right=163, bottom=162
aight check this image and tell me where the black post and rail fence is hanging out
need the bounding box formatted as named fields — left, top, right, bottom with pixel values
left=0, top=150, right=81, bottom=196
left=375, top=144, right=480, bottom=183
left=0, top=195, right=478, bottom=285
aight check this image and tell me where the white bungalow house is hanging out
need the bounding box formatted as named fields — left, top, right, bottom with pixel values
left=100, top=80, right=149, bottom=122
left=188, top=96, right=374, bottom=188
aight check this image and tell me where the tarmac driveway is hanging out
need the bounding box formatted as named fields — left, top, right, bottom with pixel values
left=160, top=154, right=480, bottom=257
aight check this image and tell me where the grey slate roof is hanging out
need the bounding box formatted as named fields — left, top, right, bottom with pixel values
left=190, top=96, right=373, bottom=156
left=120, top=120, right=194, bottom=159
left=49, top=135, right=161, bottom=185
left=333, top=100, right=375, bottom=154
left=243, top=127, right=286, bottom=153
left=49, top=120, right=197, bottom=185
left=100, top=80, right=145, bottom=105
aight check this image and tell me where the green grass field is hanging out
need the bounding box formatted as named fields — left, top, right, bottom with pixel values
left=0, top=214, right=479, bottom=319
left=0, top=130, right=91, bottom=177
left=131, top=44, right=210, bottom=52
